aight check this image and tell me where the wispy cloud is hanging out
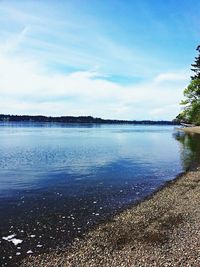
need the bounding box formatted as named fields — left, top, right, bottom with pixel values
left=0, top=2, right=180, bottom=78
left=0, top=0, right=198, bottom=119
left=154, top=71, right=190, bottom=83
left=0, top=26, right=29, bottom=53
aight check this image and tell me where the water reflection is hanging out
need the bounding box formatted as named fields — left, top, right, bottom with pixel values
left=173, top=131, right=200, bottom=170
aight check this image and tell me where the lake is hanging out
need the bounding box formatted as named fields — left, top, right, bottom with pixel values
left=0, top=123, right=199, bottom=266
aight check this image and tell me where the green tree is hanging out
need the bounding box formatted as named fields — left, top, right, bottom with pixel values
left=180, top=78, right=200, bottom=107
left=191, top=45, right=200, bottom=80
left=176, top=45, right=200, bottom=125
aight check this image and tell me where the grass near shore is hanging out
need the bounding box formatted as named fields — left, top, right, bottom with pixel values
left=21, top=164, right=200, bottom=267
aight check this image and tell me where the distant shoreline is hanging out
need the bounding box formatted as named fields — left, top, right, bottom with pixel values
left=0, top=114, right=179, bottom=125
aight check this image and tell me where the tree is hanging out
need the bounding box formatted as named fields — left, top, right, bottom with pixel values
left=177, top=78, right=200, bottom=125
left=191, top=45, right=200, bottom=80
left=176, top=45, right=200, bottom=125
left=180, top=79, right=200, bottom=106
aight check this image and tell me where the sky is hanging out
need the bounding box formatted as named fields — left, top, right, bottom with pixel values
left=0, top=0, right=199, bottom=120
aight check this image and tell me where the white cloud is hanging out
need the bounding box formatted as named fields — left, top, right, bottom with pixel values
left=154, top=71, right=190, bottom=83
left=0, top=49, right=188, bottom=120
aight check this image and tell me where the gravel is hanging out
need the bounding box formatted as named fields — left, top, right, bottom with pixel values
left=21, top=167, right=200, bottom=267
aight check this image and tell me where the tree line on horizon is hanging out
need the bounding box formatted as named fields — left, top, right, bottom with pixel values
left=176, top=45, right=200, bottom=125
left=0, top=114, right=178, bottom=125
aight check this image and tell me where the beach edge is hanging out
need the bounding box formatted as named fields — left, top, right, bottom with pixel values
left=21, top=164, right=200, bottom=266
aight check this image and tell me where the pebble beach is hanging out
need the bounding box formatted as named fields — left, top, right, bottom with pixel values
left=21, top=164, right=200, bottom=267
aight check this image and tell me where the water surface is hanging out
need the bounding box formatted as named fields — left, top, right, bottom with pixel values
left=0, top=123, right=199, bottom=266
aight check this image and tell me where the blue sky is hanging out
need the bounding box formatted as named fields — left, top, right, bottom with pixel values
left=0, top=0, right=199, bottom=120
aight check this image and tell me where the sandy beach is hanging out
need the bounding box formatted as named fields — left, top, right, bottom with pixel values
left=21, top=163, right=200, bottom=267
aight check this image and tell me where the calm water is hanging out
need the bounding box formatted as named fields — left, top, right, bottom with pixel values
left=0, top=123, right=200, bottom=266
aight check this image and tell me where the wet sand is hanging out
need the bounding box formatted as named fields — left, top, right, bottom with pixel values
left=21, top=166, right=200, bottom=267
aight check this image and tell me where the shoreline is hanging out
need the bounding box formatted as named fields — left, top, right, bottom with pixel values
left=21, top=166, right=200, bottom=266
left=177, top=126, right=200, bottom=134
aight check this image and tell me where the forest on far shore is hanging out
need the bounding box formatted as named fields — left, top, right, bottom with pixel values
left=0, top=114, right=179, bottom=125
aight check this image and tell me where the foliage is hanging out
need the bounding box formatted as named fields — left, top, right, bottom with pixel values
left=176, top=45, right=200, bottom=125
left=181, top=79, right=200, bottom=104
left=191, top=45, right=200, bottom=80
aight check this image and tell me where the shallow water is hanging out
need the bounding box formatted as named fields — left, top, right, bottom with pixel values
left=0, top=123, right=199, bottom=266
